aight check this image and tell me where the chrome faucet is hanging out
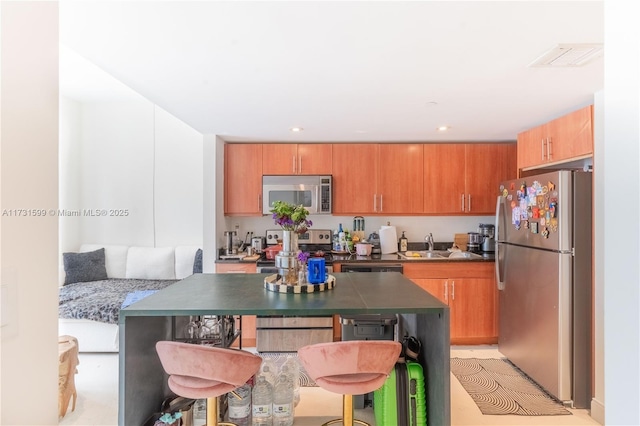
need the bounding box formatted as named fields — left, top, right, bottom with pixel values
left=425, top=233, right=434, bottom=251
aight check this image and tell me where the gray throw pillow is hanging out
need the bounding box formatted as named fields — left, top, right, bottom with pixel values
left=193, top=248, right=203, bottom=274
left=63, top=248, right=108, bottom=285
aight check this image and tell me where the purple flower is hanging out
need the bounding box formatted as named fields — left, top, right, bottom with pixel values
left=297, top=251, right=310, bottom=264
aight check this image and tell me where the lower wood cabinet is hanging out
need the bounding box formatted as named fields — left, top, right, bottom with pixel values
left=215, top=262, right=257, bottom=347
left=404, top=262, right=499, bottom=345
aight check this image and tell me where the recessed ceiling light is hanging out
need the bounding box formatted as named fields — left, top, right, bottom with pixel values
left=529, top=43, right=603, bottom=67
left=437, top=126, right=449, bottom=132
left=290, top=127, right=304, bottom=132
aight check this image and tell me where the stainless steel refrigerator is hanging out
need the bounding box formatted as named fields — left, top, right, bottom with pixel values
left=495, top=170, right=592, bottom=408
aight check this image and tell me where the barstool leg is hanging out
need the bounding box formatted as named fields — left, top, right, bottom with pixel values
left=322, top=394, right=370, bottom=426
left=206, top=396, right=238, bottom=426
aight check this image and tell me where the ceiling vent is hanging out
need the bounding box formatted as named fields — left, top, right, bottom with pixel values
left=529, top=43, right=603, bottom=67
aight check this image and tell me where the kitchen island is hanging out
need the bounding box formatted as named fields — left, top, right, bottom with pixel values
left=118, top=272, right=450, bottom=425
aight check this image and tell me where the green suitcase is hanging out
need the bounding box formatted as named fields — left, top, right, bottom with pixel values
left=373, top=360, right=427, bottom=426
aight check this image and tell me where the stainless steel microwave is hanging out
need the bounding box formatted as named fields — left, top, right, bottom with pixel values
left=262, top=175, right=332, bottom=215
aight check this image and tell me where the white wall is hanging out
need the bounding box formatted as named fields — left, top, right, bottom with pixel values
left=603, top=0, right=640, bottom=424
left=59, top=100, right=204, bottom=251
left=153, top=106, right=203, bottom=247
left=0, top=2, right=60, bottom=424
left=59, top=97, right=82, bottom=253
left=78, top=100, right=156, bottom=246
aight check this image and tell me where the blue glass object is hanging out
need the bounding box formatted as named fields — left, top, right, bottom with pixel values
left=307, top=258, right=326, bottom=284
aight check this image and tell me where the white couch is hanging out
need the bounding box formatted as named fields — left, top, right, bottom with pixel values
left=58, top=244, right=201, bottom=352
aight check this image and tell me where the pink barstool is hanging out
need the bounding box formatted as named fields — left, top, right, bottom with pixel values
left=298, top=340, right=402, bottom=426
left=156, top=341, right=262, bottom=426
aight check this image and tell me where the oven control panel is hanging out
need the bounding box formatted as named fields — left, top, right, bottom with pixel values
left=265, top=229, right=332, bottom=245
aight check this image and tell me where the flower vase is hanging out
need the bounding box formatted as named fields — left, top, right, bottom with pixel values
left=298, top=268, right=307, bottom=285
left=276, top=231, right=299, bottom=285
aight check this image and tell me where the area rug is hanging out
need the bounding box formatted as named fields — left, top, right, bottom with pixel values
left=258, top=352, right=316, bottom=387
left=450, top=358, right=571, bottom=416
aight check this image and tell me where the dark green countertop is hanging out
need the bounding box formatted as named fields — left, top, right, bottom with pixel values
left=120, top=272, right=448, bottom=319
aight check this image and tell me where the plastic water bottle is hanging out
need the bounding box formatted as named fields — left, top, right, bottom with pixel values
left=260, top=362, right=277, bottom=387
left=281, top=358, right=301, bottom=407
left=252, top=375, right=273, bottom=426
left=272, top=373, right=294, bottom=426
left=227, top=383, right=251, bottom=426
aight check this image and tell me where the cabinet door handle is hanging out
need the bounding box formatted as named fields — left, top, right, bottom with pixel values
left=380, top=194, right=383, bottom=212
left=258, top=194, right=262, bottom=212
left=298, top=155, right=302, bottom=173
left=547, top=137, right=552, bottom=160
left=451, top=280, right=455, bottom=300
left=373, top=194, right=377, bottom=212
left=444, top=281, right=448, bottom=303
left=292, top=156, right=296, bottom=174
left=461, top=194, right=465, bottom=212
left=541, top=138, right=546, bottom=162
left=468, top=194, right=471, bottom=212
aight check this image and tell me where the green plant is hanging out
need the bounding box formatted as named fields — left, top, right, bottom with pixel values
left=270, top=201, right=312, bottom=234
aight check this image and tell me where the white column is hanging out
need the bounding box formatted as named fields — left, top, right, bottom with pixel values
left=603, top=0, right=640, bottom=424
left=0, top=2, right=60, bottom=424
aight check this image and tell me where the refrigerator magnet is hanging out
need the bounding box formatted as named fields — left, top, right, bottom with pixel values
left=542, top=227, right=549, bottom=238
left=530, top=222, right=539, bottom=234
left=523, top=220, right=529, bottom=229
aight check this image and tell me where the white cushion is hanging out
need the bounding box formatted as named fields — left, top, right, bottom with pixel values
left=175, top=245, right=200, bottom=279
left=80, top=244, right=129, bottom=279
left=125, top=246, right=175, bottom=280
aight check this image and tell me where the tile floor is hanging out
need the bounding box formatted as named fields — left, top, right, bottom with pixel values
left=59, top=346, right=600, bottom=426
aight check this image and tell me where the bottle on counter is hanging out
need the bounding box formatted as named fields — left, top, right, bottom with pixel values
left=252, top=375, right=273, bottom=426
left=227, top=383, right=251, bottom=426
left=338, top=223, right=346, bottom=251
left=272, top=373, right=294, bottom=426
left=399, top=231, right=408, bottom=252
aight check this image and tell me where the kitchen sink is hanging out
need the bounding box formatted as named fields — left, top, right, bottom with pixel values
left=399, top=250, right=451, bottom=259
left=398, top=250, right=483, bottom=260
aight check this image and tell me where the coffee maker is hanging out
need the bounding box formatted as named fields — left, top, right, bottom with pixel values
left=478, top=223, right=495, bottom=253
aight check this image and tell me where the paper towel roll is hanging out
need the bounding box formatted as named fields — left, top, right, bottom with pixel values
left=379, top=225, right=398, bottom=254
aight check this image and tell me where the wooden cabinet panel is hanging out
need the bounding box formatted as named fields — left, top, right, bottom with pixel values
left=550, top=105, right=593, bottom=162
left=448, top=277, right=498, bottom=343
left=333, top=143, right=423, bottom=215
left=262, top=143, right=332, bottom=175
left=424, top=144, right=466, bottom=214
left=297, top=144, right=332, bottom=174
left=224, top=144, right=263, bottom=215
left=423, top=143, right=515, bottom=215
left=332, top=144, right=379, bottom=214
left=406, top=262, right=498, bottom=344
left=517, top=105, right=593, bottom=171
left=215, top=263, right=257, bottom=273
left=262, top=144, right=298, bottom=175
left=465, top=143, right=517, bottom=214
left=517, top=125, right=547, bottom=170
left=378, top=144, right=424, bottom=214
left=412, top=278, right=447, bottom=304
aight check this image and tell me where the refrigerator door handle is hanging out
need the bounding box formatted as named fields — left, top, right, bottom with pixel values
left=495, top=195, right=506, bottom=290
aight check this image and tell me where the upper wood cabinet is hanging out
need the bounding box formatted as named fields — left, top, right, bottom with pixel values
left=424, top=143, right=516, bottom=215
left=332, top=144, right=423, bottom=215
left=262, top=143, right=332, bottom=175
left=224, top=144, right=263, bottom=216
left=517, top=105, right=593, bottom=171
